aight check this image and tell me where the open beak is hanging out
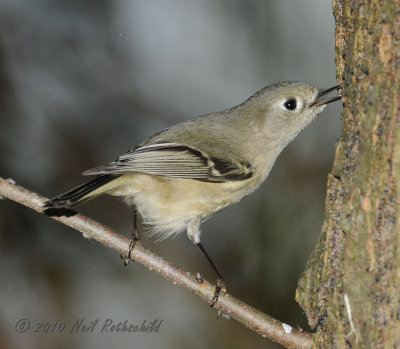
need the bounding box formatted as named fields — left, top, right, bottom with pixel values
left=310, top=85, right=342, bottom=107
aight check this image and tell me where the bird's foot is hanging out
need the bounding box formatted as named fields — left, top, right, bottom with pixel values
left=121, top=229, right=140, bottom=266
left=210, top=277, right=226, bottom=308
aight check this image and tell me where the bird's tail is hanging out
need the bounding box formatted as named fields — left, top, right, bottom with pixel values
left=44, top=174, right=120, bottom=211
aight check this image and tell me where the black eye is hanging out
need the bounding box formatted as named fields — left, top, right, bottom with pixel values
left=284, top=98, right=297, bottom=110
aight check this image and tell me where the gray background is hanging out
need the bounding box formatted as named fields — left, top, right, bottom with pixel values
left=0, top=1, right=341, bottom=348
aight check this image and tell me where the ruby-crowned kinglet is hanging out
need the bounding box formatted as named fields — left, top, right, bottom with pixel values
left=45, top=81, right=340, bottom=305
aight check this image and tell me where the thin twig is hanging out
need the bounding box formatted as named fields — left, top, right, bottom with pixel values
left=0, top=176, right=313, bottom=349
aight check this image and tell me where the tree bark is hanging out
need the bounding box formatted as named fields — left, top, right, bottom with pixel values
left=296, top=0, right=400, bottom=347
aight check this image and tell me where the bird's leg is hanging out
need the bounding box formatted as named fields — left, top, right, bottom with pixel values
left=121, top=206, right=140, bottom=266
left=196, top=242, right=226, bottom=307
left=187, top=218, right=226, bottom=307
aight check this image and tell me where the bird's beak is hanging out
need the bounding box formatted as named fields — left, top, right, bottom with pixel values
left=310, top=85, right=342, bottom=107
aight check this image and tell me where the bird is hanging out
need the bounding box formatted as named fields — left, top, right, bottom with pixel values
left=44, top=81, right=341, bottom=306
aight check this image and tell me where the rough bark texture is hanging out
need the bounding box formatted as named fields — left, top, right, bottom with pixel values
left=296, top=1, right=400, bottom=347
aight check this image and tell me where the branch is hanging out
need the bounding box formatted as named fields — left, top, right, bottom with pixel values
left=0, top=176, right=313, bottom=349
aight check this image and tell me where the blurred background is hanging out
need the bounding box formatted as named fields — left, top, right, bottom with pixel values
left=0, top=1, right=341, bottom=348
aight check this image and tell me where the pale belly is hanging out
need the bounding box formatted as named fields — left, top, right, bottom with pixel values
left=106, top=173, right=260, bottom=239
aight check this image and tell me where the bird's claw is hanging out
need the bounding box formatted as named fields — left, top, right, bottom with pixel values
left=210, top=277, right=226, bottom=308
left=121, top=230, right=140, bottom=266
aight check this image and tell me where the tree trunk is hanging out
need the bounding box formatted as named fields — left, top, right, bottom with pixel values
left=296, top=0, right=400, bottom=347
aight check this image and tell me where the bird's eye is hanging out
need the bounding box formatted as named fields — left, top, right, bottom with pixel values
left=283, top=98, right=297, bottom=110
